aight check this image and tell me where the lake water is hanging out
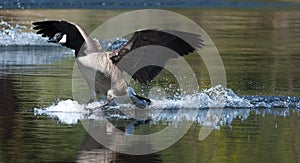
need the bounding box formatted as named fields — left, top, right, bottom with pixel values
left=1, top=8, right=300, bottom=162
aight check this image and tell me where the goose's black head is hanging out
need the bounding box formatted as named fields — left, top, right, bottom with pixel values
left=48, top=32, right=67, bottom=45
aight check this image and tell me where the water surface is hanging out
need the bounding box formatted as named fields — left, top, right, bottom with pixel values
left=1, top=9, right=300, bottom=162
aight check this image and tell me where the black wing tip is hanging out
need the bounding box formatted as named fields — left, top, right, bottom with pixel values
left=32, top=20, right=65, bottom=36
left=32, top=21, right=51, bottom=30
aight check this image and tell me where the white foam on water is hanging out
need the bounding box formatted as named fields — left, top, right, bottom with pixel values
left=34, top=100, right=87, bottom=124
left=149, top=85, right=253, bottom=109
left=33, top=85, right=254, bottom=126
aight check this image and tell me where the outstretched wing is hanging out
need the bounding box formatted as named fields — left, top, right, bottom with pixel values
left=110, top=29, right=204, bottom=84
left=32, top=20, right=101, bottom=56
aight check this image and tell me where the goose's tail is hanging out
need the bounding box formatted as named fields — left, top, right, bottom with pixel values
left=128, top=87, right=152, bottom=108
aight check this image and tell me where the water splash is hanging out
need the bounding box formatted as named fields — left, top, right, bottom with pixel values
left=243, top=95, right=300, bottom=109
left=0, top=20, right=51, bottom=46
left=34, top=85, right=300, bottom=129
left=34, top=100, right=87, bottom=124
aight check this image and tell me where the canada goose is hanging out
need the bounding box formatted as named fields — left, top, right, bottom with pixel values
left=32, top=20, right=203, bottom=107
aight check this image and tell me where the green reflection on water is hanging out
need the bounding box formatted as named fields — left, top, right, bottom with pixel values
left=160, top=110, right=300, bottom=163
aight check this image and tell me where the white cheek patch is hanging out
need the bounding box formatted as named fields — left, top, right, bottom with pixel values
left=58, top=34, right=67, bottom=43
